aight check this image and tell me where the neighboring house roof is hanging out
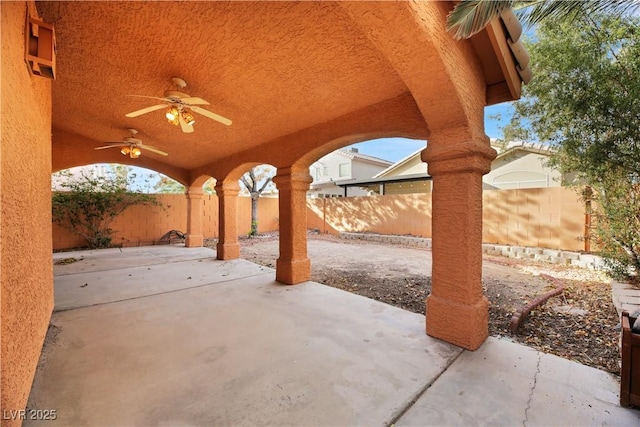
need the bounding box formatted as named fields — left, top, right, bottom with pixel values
left=496, top=141, right=554, bottom=159
left=336, top=172, right=431, bottom=189
left=370, top=141, right=555, bottom=183
left=333, top=148, right=393, bottom=167
left=309, top=148, right=393, bottom=195
left=374, top=148, right=424, bottom=178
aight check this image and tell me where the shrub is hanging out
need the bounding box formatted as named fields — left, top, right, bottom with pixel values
left=52, top=170, right=160, bottom=249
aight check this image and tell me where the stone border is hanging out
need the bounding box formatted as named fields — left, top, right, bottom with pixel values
left=340, top=232, right=432, bottom=248
left=482, top=244, right=607, bottom=269
left=339, top=232, right=605, bottom=269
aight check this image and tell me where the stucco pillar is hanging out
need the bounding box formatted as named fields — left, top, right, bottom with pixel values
left=273, top=168, right=313, bottom=285
left=215, top=181, right=241, bottom=260
left=185, top=188, right=204, bottom=247
left=422, top=137, right=497, bottom=350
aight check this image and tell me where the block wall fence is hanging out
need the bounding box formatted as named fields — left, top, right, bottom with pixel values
left=53, top=187, right=588, bottom=252
left=52, top=195, right=281, bottom=250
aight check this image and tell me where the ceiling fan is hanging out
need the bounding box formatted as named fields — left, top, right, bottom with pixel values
left=125, top=77, right=232, bottom=133
left=94, top=129, right=168, bottom=158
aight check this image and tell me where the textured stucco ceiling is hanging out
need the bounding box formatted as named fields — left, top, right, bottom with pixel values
left=38, top=1, right=521, bottom=183
left=38, top=1, right=413, bottom=173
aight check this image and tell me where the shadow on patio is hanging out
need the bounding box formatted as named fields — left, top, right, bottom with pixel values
left=26, top=246, right=639, bottom=426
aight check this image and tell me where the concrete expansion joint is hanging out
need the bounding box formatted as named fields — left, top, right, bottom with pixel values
left=523, top=352, right=542, bottom=426
left=54, top=270, right=273, bottom=313
left=386, top=349, right=464, bottom=427
left=56, top=256, right=216, bottom=276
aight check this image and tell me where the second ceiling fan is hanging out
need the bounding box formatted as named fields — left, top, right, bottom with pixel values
left=95, top=129, right=167, bottom=158
left=125, top=77, right=232, bottom=133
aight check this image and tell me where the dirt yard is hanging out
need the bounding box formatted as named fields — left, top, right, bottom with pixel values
left=208, top=232, right=620, bottom=375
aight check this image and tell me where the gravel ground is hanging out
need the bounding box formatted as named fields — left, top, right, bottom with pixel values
left=207, top=232, right=621, bottom=375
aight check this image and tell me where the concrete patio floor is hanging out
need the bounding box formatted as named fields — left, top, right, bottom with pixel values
left=26, top=245, right=640, bottom=426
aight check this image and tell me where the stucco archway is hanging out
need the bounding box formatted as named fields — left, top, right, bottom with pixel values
left=3, top=1, right=529, bottom=415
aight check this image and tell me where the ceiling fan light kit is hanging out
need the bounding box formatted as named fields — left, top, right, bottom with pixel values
left=125, top=76, right=231, bottom=134
left=182, top=110, right=195, bottom=126
left=165, top=106, right=179, bottom=121
left=120, top=146, right=142, bottom=158
left=164, top=105, right=196, bottom=127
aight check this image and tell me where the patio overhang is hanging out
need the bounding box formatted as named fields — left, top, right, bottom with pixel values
left=2, top=1, right=530, bottom=419
left=36, top=1, right=528, bottom=178
left=336, top=173, right=432, bottom=196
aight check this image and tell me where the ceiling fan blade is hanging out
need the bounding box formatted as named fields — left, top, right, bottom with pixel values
left=95, top=144, right=126, bottom=150
left=127, top=95, right=171, bottom=102
left=191, top=106, right=232, bottom=126
left=141, top=145, right=168, bottom=156
left=125, top=104, right=167, bottom=118
left=181, top=97, right=210, bottom=105
left=179, top=114, right=194, bottom=133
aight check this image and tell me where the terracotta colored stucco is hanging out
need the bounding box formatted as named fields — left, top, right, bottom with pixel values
left=35, top=0, right=521, bottom=349
left=1, top=2, right=54, bottom=424
left=423, top=138, right=497, bottom=349
left=34, top=0, right=516, bottom=183
left=215, top=181, right=242, bottom=260
left=185, top=188, right=205, bottom=248
left=273, top=168, right=314, bottom=284
left=3, top=0, right=527, bottom=418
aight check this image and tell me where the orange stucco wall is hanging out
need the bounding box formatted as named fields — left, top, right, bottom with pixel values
left=1, top=2, right=54, bottom=424
left=52, top=195, right=281, bottom=250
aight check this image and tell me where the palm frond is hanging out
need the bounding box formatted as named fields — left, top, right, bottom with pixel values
left=517, top=0, right=640, bottom=28
left=448, top=0, right=640, bottom=40
left=446, top=0, right=516, bottom=40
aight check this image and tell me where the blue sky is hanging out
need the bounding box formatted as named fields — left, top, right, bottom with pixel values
left=348, top=102, right=513, bottom=163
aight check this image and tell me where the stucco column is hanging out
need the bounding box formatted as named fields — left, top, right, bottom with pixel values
left=422, top=137, right=497, bottom=350
left=273, top=168, right=313, bottom=285
left=215, top=181, right=241, bottom=260
left=185, top=188, right=204, bottom=248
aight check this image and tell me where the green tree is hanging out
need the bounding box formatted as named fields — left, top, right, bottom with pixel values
left=203, top=178, right=216, bottom=195
left=446, top=0, right=639, bottom=40
left=240, top=165, right=276, bottom=236
left=153, top=175, right=186, bottom=194
left=510, top=14, right=640, bottom=278
left=52, top=170, right=160, bottom=249
left=489, top=110, right=531, bottom=148
left=152, top=175, right=216, bottom=194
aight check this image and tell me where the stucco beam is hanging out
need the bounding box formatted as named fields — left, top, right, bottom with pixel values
left=193, top=93, right=429, bottom=181
left=51, top=129, right=191, bottom=186
left=339, top=1, right=486, bottom=138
